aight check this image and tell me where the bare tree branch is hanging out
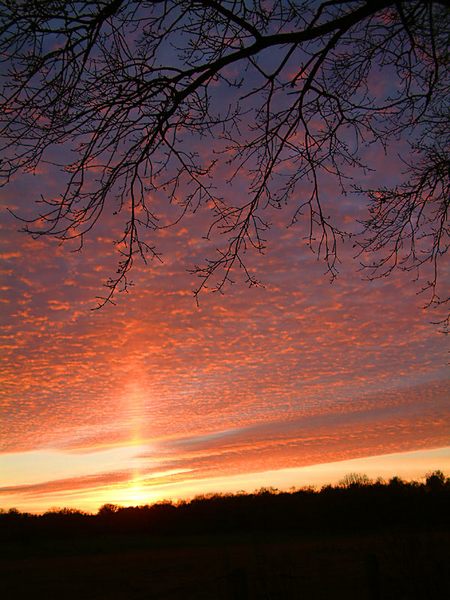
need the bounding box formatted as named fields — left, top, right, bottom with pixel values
left=0, top=0, right=448, bottom=321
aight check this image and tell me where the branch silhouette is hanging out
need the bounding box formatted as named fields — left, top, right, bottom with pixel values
left=0, top=1, right=448, bottom=320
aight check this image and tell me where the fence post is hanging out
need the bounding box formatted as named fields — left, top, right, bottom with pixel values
left=366, top=552, right=381, bottom=600
left=229, top=567, right=249, bottom=600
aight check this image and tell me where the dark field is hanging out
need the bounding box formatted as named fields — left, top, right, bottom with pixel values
left=2, top=530, right=449, bottom=599
left=1, top=476, right=449, bottom=599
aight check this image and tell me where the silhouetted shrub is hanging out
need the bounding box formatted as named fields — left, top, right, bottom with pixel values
left=1, top=473, right=449, bottom=543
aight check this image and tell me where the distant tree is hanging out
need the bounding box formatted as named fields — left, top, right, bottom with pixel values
left=338, top=472, right=371, bottom=488
left=388, top=476, right=406, bottom=488
left=257, top=486, right=279, bottom=495
left=98, top=503, right=120, bottom=515
left=0, top=1, right=448, bottom=317
left=425, top=469, right=447, bottom=490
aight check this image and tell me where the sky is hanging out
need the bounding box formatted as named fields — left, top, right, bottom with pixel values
left=1, top=160, right=448, bottom=513
left=1, top=4, right=449, bottom=514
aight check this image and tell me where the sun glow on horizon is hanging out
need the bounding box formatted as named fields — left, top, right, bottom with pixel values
left=1, top=446, right=449, bottom=514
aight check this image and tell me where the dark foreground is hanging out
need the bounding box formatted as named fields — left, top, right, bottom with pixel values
left=1, top=529, right=450, bottom=599
left=1, top=474, right=449, bottom=599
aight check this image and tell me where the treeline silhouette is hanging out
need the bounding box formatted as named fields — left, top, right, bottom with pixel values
left=1, top=472, right=449, bottom=542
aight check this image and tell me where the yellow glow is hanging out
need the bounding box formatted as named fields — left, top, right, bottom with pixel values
left=2, top=446, right=448, bottom=514
left=122, top=476, right=150, bottom=506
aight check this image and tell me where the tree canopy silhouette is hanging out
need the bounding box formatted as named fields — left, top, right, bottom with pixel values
left=1, top=1, right=448, bottom=313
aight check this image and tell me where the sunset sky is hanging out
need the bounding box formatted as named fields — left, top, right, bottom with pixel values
left=1, top=159, right=449, bottom=513
left=1, top=3, right=449, bottom=514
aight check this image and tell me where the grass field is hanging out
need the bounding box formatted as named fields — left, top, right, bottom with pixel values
left=1, top=529, right=449, bottom=599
